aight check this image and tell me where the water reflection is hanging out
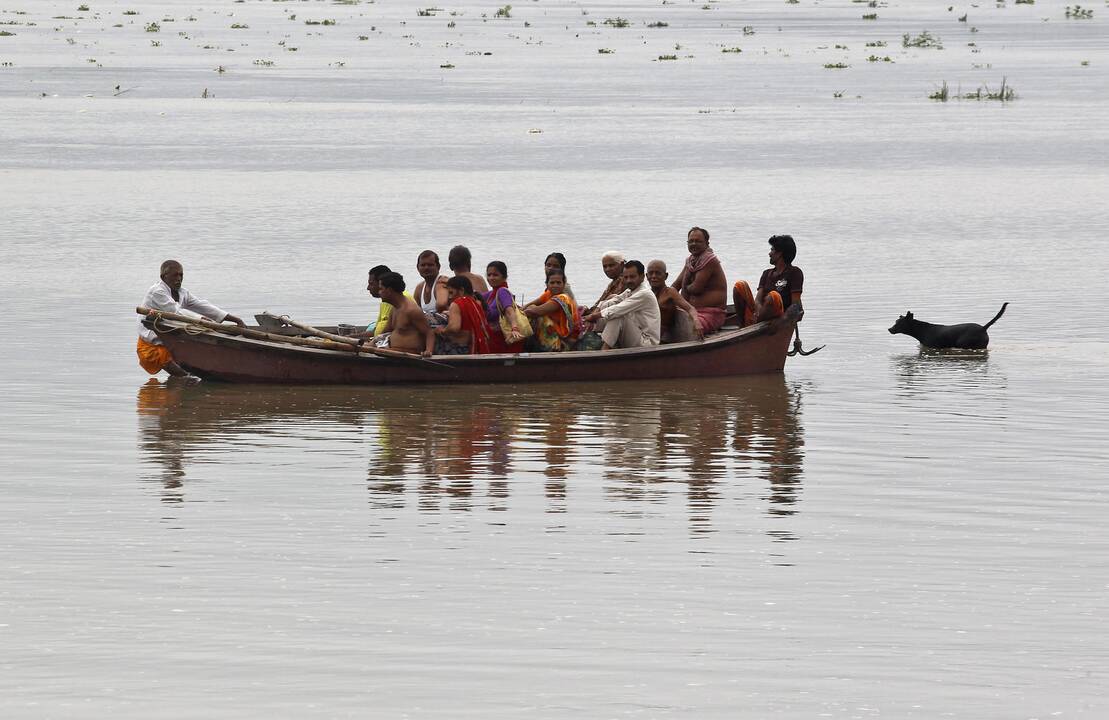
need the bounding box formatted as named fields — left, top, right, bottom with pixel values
left=137, top=374, right=807, bottom=533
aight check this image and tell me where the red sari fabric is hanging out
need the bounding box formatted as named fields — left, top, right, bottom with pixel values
left=454, top=295, right=492, bottom=354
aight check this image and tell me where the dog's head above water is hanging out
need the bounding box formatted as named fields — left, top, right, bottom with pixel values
left=888, top=311, right=914, bottom=334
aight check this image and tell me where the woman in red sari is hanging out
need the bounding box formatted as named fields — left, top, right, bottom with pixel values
left=425, top=276, right=492, bottom=355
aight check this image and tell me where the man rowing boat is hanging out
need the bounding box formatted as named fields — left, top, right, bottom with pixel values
left=137, top=260, right=245, bottom=378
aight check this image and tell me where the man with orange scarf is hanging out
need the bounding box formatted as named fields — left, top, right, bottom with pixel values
left=137, top=260, right=245, bottom=377
left=671, top=226, right=728, bottom=335
left=426, top=276, right=492, bottom=355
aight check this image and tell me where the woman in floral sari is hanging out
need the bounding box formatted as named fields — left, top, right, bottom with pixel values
left=523, top=268, right=580, bottom=352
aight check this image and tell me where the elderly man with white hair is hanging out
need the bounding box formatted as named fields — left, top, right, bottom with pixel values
left=584, top=250, right=626, bottom=315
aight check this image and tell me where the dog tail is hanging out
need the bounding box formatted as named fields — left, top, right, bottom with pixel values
left=983, top=302, right=1008, bottom=330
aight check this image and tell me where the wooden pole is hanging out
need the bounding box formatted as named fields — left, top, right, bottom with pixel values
left=137, top=307, right=358, bottom=351
left=259, top=312, right=447, bottom=366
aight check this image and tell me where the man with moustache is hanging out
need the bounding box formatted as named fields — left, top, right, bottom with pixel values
left=670, top=226, right=727, bottom=335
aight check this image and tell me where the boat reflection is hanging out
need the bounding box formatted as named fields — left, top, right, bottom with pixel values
left=137, top=374, right=806, bottom=533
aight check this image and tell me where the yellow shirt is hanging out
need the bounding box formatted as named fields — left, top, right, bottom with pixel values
left=372, top=292, right=412, bottom=336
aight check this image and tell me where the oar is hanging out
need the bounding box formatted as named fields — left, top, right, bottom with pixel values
left=137, top=306, right=361, bottom=352
left=261, top=312, right=452, bottom=369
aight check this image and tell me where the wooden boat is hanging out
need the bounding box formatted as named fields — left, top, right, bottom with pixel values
left=138, top=307, right=799, bottom=384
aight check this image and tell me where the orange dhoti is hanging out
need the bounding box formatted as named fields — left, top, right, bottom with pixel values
left=136, top=337, right=174, bottom=374
left=733, top=280, right=783, bottom=327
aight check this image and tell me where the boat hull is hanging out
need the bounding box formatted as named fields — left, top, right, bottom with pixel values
left=155, top=319, right=796, bottom=384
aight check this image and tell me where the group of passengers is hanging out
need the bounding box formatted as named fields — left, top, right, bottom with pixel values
left=363, top=229, right=804, bottom=357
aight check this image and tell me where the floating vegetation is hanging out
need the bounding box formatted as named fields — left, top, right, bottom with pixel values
left=150, top=39, right=160, bottom=46
left=647, top=21, right=669, bottom=27
left=122, top=10, right=138, bottom=15
left=833, top=90, right=845, bottom=98
left=446, top=21, right=455, bottom=28
left=787, top=0, right=799, bottom=4
left=494, top=5, right=511, bottom=18
left=834, top=44, right=848, bottom=49
left=305, top=19, right=337, bottom=25
left=861, top=13, right=877, bottom=20
left=657, top=54, right=678, bottom=60
left=216, top=65, right=226, bottom=73
left=597, top=47, right=614, bottom=54
left=865, top=40, right=887, bottom=47
left=903, top=30, right=942, bottom=48
left=867, top=54, right=893, bottom=62
left=1080, top=60, right=1089, bottom=66
left=416, top=8, right=440, bottom=16
left=253, top=59, right=275, bottom=66
left=78, top=4, right=89, bottom=11
left=930, top=78, right=1017, bottom=101
left=1014, top=0, right=1033, bottom=4
left=721, top=46, right=742, bottom=53
left=144, top=22, right=159, bottom=32
left=824, top=62, right=849, bottom=68
left=0, top=30, right=15, bottom=37
left=439, top=62, right=454, bottom=68
left=230, top=23, right=248, bottom=29
left=1065, top=5, right=1093, bottom=18
left=604, top=17, right=630, bottom=28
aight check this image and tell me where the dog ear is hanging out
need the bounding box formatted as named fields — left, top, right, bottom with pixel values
left=906, top=311, right=913, bottom=318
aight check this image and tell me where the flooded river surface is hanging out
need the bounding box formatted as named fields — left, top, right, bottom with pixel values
left=2, top=0, right=1108, bottom=717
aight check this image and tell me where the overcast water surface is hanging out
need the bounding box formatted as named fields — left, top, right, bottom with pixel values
left=2, top=0, right=1108, bottom=717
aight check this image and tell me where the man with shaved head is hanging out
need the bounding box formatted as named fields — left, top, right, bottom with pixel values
left=137, top=260, right=245, bottom=378
left=646, top=259, right=702, bottom=343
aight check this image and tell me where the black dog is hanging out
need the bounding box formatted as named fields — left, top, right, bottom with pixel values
left=888, top=303, right=1008, bottom=350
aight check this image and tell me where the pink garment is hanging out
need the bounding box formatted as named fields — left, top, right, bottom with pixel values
left=684, top=249, right=719, bottom=276
left=696, top=306, right=726, bottom=334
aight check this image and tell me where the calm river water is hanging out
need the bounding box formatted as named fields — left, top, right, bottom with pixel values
left=2, top=0, right=1108, bottom=717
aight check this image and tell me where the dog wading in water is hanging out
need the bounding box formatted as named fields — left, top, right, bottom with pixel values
left=888, top=302, right=1008, bottom=350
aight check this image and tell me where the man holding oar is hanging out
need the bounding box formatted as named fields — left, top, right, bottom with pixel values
left=137, top=260, right=245, bottom=378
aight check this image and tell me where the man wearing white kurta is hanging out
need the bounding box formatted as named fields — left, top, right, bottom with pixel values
left=583, top=260, right=661, bottom=350
left=137, top=260, right=245, bottom=377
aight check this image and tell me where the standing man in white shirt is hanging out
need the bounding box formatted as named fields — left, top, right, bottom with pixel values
left=582, top=260, right=661, bottom=350
left=137, top=259, right=245, bottom=377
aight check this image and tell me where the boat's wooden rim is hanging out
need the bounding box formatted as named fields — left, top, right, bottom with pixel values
left=150, top=316, right=786, bottom=364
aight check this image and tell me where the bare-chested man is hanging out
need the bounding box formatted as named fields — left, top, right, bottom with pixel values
left=374, top=272, right=431, bottom=354
left=646, top=260, right=703, bottom=343
left=670, top=226, right=727, bottom=335
left=448, top=245, right=490, bottom=294
left=413, top=250, right=450, bottom=314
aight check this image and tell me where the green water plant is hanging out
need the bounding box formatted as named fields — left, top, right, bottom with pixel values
left=494, top=5, right=511, bottom=18
left=597, top=47, right=614, bottom=54
left=0, top=30, right=16, bottom=36
left=862, top=13, right=877, bottom=20
left=647, top=21, right=668, bottom=27
left=657, top=54, right=678, bottom=60
left=144, top=22, right=159, bottom=32
left=721, top=46, right=742, bottom=53
left=122, top=9, right=138, bottom=15
left=78, top=4, right=89, bottom=10
left=604, top=17, right=630, bottom=28
left=824, top=62, right=848, bottom=68
left=1065, top=5, right=1093, bottom=18
left=865, top=40, right=886, bottom=47
left=928, top=81, right=949, bottom=100
left=867, top=54, right=893, bottom=62
left=903, top=30, right=942, bottom=48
